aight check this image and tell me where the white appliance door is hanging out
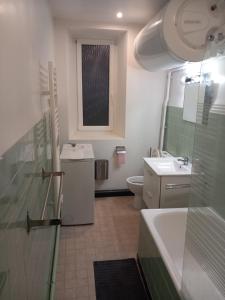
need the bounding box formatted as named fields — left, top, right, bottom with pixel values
left=62, top=159, right=94, bottom=225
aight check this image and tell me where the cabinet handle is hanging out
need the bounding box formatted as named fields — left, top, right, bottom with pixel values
left=165, top=183, right=191, bottom=190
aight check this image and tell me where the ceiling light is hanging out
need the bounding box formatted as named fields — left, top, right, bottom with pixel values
left=116, top=12, right=123, bottom=19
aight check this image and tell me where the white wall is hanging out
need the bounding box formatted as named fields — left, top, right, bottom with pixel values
left=0, top=0, right=54, bottom=155
left=54, top=21, right=167, bottom=190
left=54, top=23, right=71, bottom=142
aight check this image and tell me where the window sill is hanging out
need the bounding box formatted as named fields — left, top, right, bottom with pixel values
left=69, top=131, right=125, bottom=141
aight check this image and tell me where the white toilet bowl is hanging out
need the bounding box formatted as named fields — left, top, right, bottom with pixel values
left=126, top=176, right=144, bottom=209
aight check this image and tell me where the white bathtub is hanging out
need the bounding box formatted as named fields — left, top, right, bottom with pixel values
left=140, top=208, right=225, bottom=300
left=141, top=208, right=187, bottom=294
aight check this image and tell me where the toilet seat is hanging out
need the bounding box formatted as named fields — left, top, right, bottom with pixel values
left=126, top=176, right=144, bottom=209
left=127, top=176, right=144, bottom=186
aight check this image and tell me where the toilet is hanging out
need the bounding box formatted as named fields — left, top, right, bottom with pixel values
left=126, top=176, right=144, bottom=209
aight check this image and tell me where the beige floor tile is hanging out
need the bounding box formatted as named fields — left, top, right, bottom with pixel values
left=75, top=285, right=89, bottom=298
left=55, top=196, right=139, bottom=300
left=64, top=288, right=76, bottom=300
left=54, top=291, right=65, bottom=300
left=75, top=268, right=88, bottom=279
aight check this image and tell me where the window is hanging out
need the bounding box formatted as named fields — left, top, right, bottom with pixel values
left=77, top=40, right=114, bottom=131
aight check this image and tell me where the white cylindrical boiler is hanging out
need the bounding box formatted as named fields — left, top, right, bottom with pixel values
left=134, top=0, right=225, bottom=71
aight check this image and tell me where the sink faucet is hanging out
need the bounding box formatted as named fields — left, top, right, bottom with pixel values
left=177, top=157, right=189, bottom=166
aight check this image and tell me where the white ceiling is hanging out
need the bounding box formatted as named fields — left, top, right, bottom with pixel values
left=49, top=0, right=168, bottom=25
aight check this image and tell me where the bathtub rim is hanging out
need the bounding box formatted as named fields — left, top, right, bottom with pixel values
left=140, top=208, right=188, bottom=294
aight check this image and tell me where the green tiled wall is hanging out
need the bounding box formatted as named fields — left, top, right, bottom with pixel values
left=0, top=112, right=56, bottom=300
left=164, top=106, right=196, bottom=160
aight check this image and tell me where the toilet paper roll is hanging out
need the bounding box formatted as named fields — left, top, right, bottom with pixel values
left=116, top=153, right=126, bottom=166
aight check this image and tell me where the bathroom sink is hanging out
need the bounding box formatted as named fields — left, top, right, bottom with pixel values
left=144, top=157, right=192, bottom=176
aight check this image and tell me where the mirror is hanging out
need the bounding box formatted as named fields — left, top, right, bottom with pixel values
left=162, top=61, right=220, bottom=160
left=183, top=81, right=199, bottom=123
left=162, top=65, right=201, bottom=160
left=183, top=72, right=216, bottom=125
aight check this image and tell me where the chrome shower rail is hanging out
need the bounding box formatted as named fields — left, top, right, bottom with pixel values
left=41, top=174, right=53, bottom=220
left=26, top=169, right=64, bottom=234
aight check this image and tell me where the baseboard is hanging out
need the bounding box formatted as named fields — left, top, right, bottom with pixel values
left=95, top=189, right=134, bottom=198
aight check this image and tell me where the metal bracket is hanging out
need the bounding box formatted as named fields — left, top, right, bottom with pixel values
left=115, top=146, right=126, bottom=154
left=41, top=168, right=65, bottom=180
left=26, top=168, right=65, bottom=180
left=26, top=212, right=61, bottom=234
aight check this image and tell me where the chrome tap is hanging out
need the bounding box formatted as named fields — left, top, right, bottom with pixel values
left=177, top=157, right=189, bottom=166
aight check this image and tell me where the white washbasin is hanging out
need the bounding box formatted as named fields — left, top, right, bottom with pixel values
left=144, top=157, right=192, bottom=176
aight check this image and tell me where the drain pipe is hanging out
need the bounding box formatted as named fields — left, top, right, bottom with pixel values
left=158, top=71, right=172, bottom=151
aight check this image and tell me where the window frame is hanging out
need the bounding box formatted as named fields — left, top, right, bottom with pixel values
left=76, top=39, right=115, bottom=131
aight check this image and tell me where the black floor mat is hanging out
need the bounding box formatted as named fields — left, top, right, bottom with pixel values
left=94, top=258, right=150, bottom=300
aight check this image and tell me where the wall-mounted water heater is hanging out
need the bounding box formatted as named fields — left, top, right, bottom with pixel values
left=134, top=0, right=225, bottom=71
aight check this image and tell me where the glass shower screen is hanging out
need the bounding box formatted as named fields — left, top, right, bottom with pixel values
left=181, top=36, right=225, bottom=300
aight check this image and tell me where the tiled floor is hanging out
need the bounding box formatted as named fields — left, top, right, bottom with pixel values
left=55, top=196, right=140, bottom=300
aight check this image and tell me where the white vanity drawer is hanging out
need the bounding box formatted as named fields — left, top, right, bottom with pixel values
left=160, top=176, right=191, bottom=208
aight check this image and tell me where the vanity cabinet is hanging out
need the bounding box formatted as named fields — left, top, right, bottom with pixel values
left=143, top=161, right=191, bottom=209
left=144, top=165, right=160, bottom=208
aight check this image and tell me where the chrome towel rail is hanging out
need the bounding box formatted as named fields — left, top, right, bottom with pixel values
left=26, top=169, right=64, bottom=234
left=56, top=172, right=63, bottom=219
left=41, top=174, right=53, bottom=220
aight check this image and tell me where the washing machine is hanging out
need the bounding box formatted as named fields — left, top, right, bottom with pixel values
left=60, top=143, right=95, bottom=225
